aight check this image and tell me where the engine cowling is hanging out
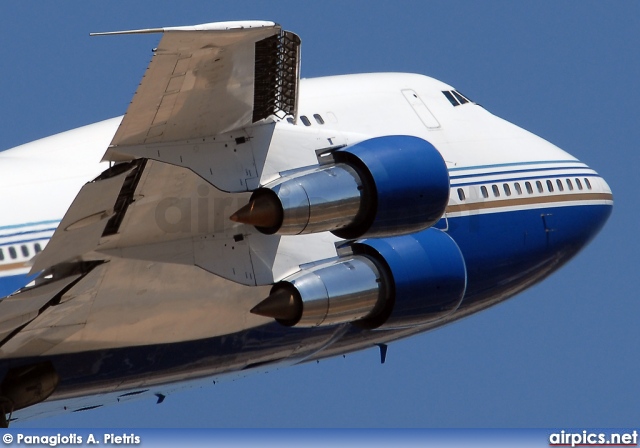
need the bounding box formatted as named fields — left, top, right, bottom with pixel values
left=230, top=136, right=450, bottom=238
left=353, top=227, right=467, bottom=330
left=251, top=228, right=467, bottom=329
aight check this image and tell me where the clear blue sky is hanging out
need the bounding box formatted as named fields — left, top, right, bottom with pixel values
left=1, top=1, right=638, bottom=427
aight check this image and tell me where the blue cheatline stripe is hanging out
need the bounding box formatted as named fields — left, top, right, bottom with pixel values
left=449, top=165, right=593, bottom=180
left=0, top=219, right=61, bottom=231
left=448, top=159, right=582, bottom=172
left=0, top=273, right=31, bottom=297
left=451, top=172, right=600, bottom=188
left=0, top=236, right=50, bottom=246
left=0, top=227, right=57, bottom=239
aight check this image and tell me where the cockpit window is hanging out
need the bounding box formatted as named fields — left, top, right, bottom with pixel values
left=442, top=91, right=458, bottom=106
left=442, top=90, right=474, bottom=107
left=452, top=91, right=469, bottom=105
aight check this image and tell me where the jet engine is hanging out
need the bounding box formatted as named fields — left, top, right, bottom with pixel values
left=251, top=228, right=467, bottom=329
left=230, top=136, right=450, bottom=238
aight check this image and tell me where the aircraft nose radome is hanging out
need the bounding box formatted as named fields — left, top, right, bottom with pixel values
left=600, top=174, right=614, bottom=202
left=569, top=173, right=613, bottom=250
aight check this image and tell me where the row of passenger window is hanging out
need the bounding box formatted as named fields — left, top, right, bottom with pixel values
left=287, top=114, right=325, bottom=126
left=457, top=177, right=593, bottom=201
left=0, top=242, right=43, bottom=262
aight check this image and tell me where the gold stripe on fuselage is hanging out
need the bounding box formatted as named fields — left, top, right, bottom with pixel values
left=446, top=192, right=613, bottom=214
left=0, top=261, right=30, bottom=273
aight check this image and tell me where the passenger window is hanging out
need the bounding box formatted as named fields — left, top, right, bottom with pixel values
left=480, top=186, right=489, bottom=198
left=514, top=182, right=523, bottom=195
left=21, top=245, right=29, bottom=257
left=584, top=178, right=592, bottom=190
left=300, top=115, right=311, bottom=126
left=34, top=243, right=42, bottom=253
left=566, top=179, right=574, bottom=191
left=525, top=182, right=533, bottom=194
left=546, top=180, right=554, bottom=192
left=0, top=248, right=4, bottom=261
left=457, top=188, right=465, bottom=201
left=536, top=181, right=543, bottom=193
left=503, top=183, right=511, bottom=196
left=9, top=247, right=17, bottom=259
left=286, top=117, right=294, bottom=124
left=313, top=114, right=325, bottom=125
left=556, top=179, right=564, bottom=192
left=576, top=178, right=583, bottom=190
left=492, top=185, right=500, bottom=197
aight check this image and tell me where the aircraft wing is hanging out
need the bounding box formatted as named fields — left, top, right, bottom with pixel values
left=30, top=20, right=306, bottom=275
left=0, top=22, right=343, bottom=359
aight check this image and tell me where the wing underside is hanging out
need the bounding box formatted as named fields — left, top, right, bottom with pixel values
left=0, top=22, right=340, bottom=359
left=105, top=22, right=300, bottom=153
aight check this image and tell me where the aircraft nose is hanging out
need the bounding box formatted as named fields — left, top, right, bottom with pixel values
left=594, top=173, right=614, bottom=229
left=558, top=172, right=613, bottom=252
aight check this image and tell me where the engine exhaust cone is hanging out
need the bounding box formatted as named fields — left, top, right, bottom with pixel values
left=229, top=192, right=282, bottom=229
left=250, top=287, right=301, bottom=325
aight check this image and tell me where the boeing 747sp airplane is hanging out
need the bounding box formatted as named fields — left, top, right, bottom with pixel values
left=0, top=21, right=612, bottom=426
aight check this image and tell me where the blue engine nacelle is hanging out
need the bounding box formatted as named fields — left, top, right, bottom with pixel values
left=250, top=228, right=467, bottom=330
left=333, top=135, right=450, bottom=239
left=230, top=136, right=450, bottom=239
left=352, top=227, right=467, bottom=329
